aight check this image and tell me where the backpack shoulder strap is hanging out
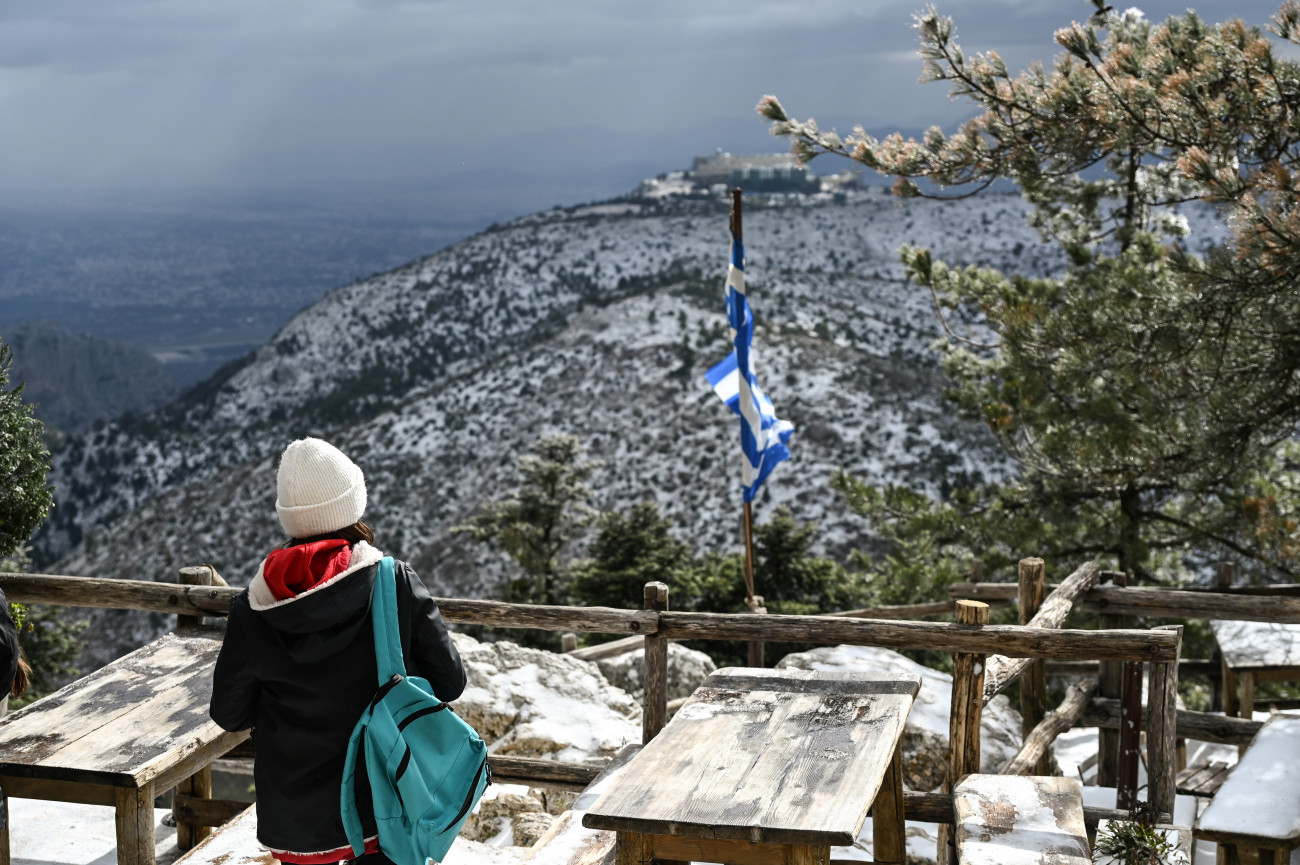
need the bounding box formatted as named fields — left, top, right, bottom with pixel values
left=371, top=556, right=406, bottom=684
left=339, top=709, right=371, bottom=857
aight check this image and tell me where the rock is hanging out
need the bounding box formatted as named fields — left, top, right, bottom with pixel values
left=461, top=785, right=544, bottom=843
left=594, top=642, right=717, bottom=702
left=776, top=645, right=1023, bottom=790
left=511, top=811, right=555, bottom=847
left=451, top=632, right=640, bottom=762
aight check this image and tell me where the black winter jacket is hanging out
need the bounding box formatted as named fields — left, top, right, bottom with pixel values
left=210, top=545, right=466, bottom=855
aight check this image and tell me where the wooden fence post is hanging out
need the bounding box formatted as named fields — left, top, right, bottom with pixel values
left=642, top=582, right=669, bottom=744
left=1116, top=660, right=1143, bottom=810
left=1017, top=558, right=1048, bottom=775
left=939, top=599, right=989, bottom=865
left=561, top=632, right=577, bottom=653
left=176, top=566, right=213, bottom=631
left=1097, top=570, right=1128, bottom=788
left=1216, top=562, right=1235, bottom=716
left=1147, top=624, right=1182, bottom=819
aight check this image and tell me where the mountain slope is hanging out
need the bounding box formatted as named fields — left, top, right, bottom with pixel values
left=35, top=184, right=1226, bottom=664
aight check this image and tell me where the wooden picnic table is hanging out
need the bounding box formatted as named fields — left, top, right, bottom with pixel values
left=0, top=627, right=248, bottom=865
left=582, top=666, right=921, bottom=865
left=1212, top=620, right=1300, bottom=723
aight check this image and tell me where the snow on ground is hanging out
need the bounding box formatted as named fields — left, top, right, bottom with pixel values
left=8, top=800, right=179, bottom=865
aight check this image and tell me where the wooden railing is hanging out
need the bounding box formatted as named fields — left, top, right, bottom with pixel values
left=0, top=561, right=1186, bottom=819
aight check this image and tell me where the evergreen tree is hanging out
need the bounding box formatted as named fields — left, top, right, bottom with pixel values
left=567, top=501, right=693, bottom=612
left=454, top=434, right=600, bottom=606
left=759, top=2, right=1300, bottom=584
left=0, top=342, right=53, bottom=559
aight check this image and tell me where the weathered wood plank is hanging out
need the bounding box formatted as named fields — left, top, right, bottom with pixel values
left=642, top=582, right=668, bottom=744
left=0, top=632, right=230, bottom=786
left=657, top=610, right=1176, bottom=662
left=435, top=599, right=657, bottom=634
left=982, top=561, right=1103, bottom=703
left=1085, top=587, right=1300, bottom=623
left=1147, top=625, right=1182, bottom=817
left=1081, top=697, right=1263, bottom=746
left=114, top=784, right=156, bottom=865
left=174, top=764, right=213, bottom=849
left=1001, top=679, right=1098, bottom=777
left=583, top=668, right=920, bottom=847
left=953, top=775, right=1090, bottom=865
left=0, top=776, right=117, bottom=806
left=872, top=744, right=905, bottom=865
left=1176, top=758, right=1232, bottom=797
left=488, top=756, right=607, bottom=792
left=0, top=573, right=237, bottom=616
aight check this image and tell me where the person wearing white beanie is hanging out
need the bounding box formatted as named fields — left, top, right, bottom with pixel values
left=210, top=438, right=467, bottom=865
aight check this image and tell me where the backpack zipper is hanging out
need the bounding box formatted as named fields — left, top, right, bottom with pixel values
left=439, top=755, right=488, bottom=832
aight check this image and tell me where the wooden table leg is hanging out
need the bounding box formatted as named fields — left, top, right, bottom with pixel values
left=789, top=844, right=830, bottom=864
left=873, top=744, right=906, bottom=865
left=614, top=831, right=652, bottom=865
left=175, top=765, right=213, bottom=850
left=114, top=784, right=156, bottom=865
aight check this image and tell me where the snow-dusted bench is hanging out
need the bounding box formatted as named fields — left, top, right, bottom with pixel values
left=520, top=745, right=638, bottom=865
left=171, top=804, right=265, bottom=865
left=952, top=774, right=1091, bottom=865
left=1195, top=715, right=1300, bottom=865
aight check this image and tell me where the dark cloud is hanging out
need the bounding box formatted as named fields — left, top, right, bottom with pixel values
left=0, top=0, right=1288, bottom=194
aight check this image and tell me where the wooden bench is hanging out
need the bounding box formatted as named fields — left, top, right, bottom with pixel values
left=952, top=774, right=1090, bottom=865
left=1195, top=715, right=1300, bottom=865
left=1176, top=756, right=1233, bottom=798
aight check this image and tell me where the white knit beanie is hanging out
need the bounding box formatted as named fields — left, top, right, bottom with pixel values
left=275, top=438, right=367, bottom=538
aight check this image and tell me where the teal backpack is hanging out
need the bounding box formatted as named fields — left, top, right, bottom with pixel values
left=340, top=557, right=490, bottom=865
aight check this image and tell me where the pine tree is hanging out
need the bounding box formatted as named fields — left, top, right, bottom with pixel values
left=0, top=342, right=53, bottom=559
left=454, top=434, right=601, bottom=606
left=567, top=501, right=693, bottom=612
left=758, top=2, right=1300, bottom=584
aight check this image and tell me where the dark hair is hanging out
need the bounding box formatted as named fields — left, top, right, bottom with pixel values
left=282, top=519, right=375, bottom=549
left=11, top=651, right=29, bottom=699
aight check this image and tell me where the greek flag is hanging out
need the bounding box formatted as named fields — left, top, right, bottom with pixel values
left=705, top=232, right=794, bottom=503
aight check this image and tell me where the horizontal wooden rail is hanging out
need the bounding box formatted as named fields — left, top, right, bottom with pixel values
left=1081, top=586, right=1300, bottom=623
left=3, top=572, right=1178, bottom=659
left=435, top=599, right=657, bottom=634
left=950, top=580, right=1300, bottom=623
left=0, top=573, right=239, bottom=616
left=1047, top=659, right=1219, bottom=678
left=486, top=755, right=609, bottom=791
left=1081, top=697, right=1263, bottom=747
left=951, top=581, right=1300, bottom=599
left=657, top=610, right=1177, bottom=661
left=829, top=599, right=1010, bottom=619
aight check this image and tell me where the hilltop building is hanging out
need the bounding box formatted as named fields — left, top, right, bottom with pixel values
left=690, top=151, right=818, bottom=192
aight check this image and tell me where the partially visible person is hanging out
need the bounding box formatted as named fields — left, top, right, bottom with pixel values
left=0, top=588, right=30, bottom=702
left=210, top=438, right=466, bottom=865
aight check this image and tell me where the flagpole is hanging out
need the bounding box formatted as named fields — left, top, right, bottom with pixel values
left=732, top=187, right=766, bottom=668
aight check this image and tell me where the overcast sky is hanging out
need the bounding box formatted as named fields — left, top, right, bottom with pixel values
left=0, top=0, right=1291, bottom=201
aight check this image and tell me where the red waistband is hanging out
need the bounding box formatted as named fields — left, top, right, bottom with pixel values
left=272, top=836, right=380, bottom=864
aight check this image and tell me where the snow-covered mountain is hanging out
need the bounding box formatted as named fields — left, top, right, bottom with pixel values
left=32, top=181, right=1225, bottom=663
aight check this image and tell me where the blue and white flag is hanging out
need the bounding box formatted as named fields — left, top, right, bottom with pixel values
left=705, top=232, right=794, bottom=503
